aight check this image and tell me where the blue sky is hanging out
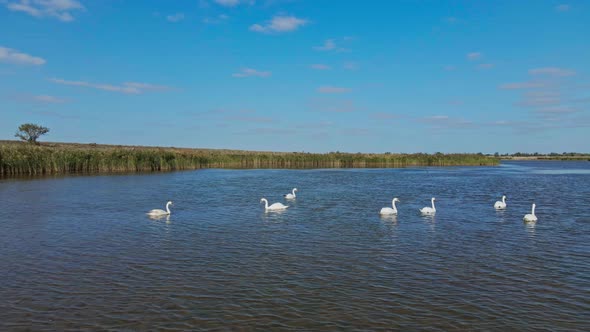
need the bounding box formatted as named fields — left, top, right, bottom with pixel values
left=1, top=0, right=589, bottom=153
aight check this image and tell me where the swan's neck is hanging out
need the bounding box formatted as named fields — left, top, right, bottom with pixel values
left=531, top=204, right=536, bottom=216
left=431, top=199, right=436, bottom=210
left=262, top=199, right=268, bottom=209
left=166, top=202, right=171, bottom=214
left=292, top=189, right=296, bottom=197
left=392, top=199, right=397, bottom=212
left=502, top=196, right=506, bottom=204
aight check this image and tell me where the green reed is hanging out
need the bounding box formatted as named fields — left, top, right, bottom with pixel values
left=0, top=141, right=499, bottom=176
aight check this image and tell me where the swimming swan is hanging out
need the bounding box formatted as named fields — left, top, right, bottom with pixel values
left=420, top=197, right=436, bottom=215
left=494, top=195, right=507, bottom=210
left=380, top=198, right=400, bottom=215
left=284, top=188, right=298, bottom=199
left=147, top=201, right=173, bottom=216
left=260, top=198, right=288, bottom=211
left=523, top=203, right=538, bottom=222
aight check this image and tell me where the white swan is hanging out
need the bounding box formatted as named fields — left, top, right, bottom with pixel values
left=284, top=188, right=298, bottom=199
left=380, top=198, right=400, bottom=215
left=523, top=203, right=538, bottom=222
left=260, top=198, right=288, bottom=211
left=420, top=197, right=436, bottom=215
left=494, top=195, right=507, bottom=210
left=147, top=201, right=173, bottom=216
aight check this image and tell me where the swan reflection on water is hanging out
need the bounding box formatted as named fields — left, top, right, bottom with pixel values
left=260, top=208, right=288, bottom=223
left=421, top=214, right=436, bottom=231
left=379, top=214, right=398, bottom=223
left=525, top=219, right=536, bottom=236
left=148, top=214, right=171, bottom=223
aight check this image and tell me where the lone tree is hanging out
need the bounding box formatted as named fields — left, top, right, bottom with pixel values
left=15, top=123, right=50, bottom=144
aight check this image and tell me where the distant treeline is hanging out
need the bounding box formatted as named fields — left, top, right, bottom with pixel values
left=0, top=141, right=499, bottom=176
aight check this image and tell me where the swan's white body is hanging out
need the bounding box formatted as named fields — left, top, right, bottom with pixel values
left=420, top=197, right=436, bottom=215
left=523, top=203, right=538, bottom=222
left=260, top=198, right=288, bottom=211
left=284, top=188, right=298, bottom=199
left=148, top=201, right=173, bottom=216
left=494, top=195, right=507, bottom=210
left=380, top=198, right=400, bottom=215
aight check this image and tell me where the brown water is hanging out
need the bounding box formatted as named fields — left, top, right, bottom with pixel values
left=0, top=161, right=589, bottom=330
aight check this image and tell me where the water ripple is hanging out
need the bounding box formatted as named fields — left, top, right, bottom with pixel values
left=0, top=161, right=589, bottom=330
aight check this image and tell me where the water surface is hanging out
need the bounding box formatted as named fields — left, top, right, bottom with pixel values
left=1, top=161, right=589, bottom=330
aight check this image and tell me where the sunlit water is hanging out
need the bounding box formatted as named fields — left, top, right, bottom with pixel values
left=1, top=161, right=589, bottom=330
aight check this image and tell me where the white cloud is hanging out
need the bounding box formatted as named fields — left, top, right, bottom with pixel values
left=166, top=13, right=184, bottom=22
left=50, top=78, right=172, bottom=94
left=529, top=67, right=575, bottom=77
left=317, top=86, right=351, bottom=94
left=250, top=15, right=307, bottom=33
left=467, top=52, right=482, bottom=60
left=309, top=98, right=359, bottom=113
left=310, top=64, right=331, bottom=70
left=232, top=68, right=271, bottom=78
left=556, top=4, right=570, bottom=12
left=0, top=46, right=46, bottom=65
left=5, top=0, right=84, bottom=22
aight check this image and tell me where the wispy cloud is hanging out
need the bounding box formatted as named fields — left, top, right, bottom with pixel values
left=477, top=63, right=494, bottom=70
left=343, top=61, right=358, bottom=70
left=529, top=67, right=575, bottom=77
left=313, top=38, right=352, bottom=52
left=10, top=93, right=68, bottom=104
left=370, top=112, right=398, bottom=120
left=250, top=15, right=307, bottom=33
left=443, top=16, right=458, bottom=24
left=515, top=91, right=561, bottom=107
left=310, top=64, right=331, bottom=70
left=225, top=115, right=275, bottom=123
left=555, top=4, right=570, bottom=12
left=24, top=109, right=78, bottom=119
left=4, top=0, right=84, bottom=22
left=33, top=94, right=67, bottom=103
left=50, top=78, right=172, bottom=94
left=314, top=39, right=336, bottom=51
left=166, top=13, right=185, bottom=22
left=309, top=98, right=359, bottom=113
left=214, top=0, right=252, bottom=7
left=419, top=115, right=476, bottom=129
left=535, top=106, right=579, bottom=115
left=499, top=81, right=546, bottom=90
left=467, top=52, right=482, bottom=60
left=232, top=68, right=271, bottom=78
left=203, top=14, right=229, bottom=24
left=0, top=46, right=45, bottom=65
left=317, top=86, right=352, bottom=94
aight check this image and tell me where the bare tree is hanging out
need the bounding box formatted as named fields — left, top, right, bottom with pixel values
left=15, top=123, right=50, bottom=144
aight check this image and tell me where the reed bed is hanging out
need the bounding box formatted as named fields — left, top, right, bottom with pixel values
left=0, top=141, right=499, bottom=176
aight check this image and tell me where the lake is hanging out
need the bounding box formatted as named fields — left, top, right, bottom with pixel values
left=1, top=161, right=589, bottom=330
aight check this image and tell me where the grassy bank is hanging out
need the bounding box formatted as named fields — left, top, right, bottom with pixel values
left=0, top=141, right=499, bottom=176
